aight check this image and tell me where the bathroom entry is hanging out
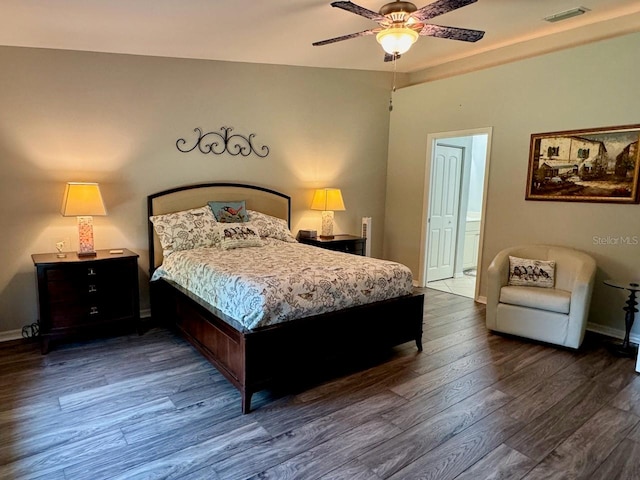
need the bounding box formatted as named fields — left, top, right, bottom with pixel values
left=426, top=144, right=463, bottom=282
left=422, top=129, right=491, bottom=300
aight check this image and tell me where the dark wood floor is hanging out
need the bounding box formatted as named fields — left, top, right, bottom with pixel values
left=1, top=288, right=640, bottom=479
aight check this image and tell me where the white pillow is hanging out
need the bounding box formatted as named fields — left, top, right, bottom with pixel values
left=246, top=210, right=297, bottom=243
left=215, top=224, right=264, bottom=250
left=150, top=206, right=219, bottom=256
left=508, top=256, right=555, bottom=288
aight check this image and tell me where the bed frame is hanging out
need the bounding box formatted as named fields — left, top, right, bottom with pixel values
left=148, top=182, right=424, bottom=413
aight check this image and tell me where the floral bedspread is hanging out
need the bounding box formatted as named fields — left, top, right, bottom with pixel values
left=152, top=239, right=414, bottom=330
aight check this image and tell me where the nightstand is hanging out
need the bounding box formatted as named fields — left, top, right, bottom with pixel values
left=298, top=234, right=366, bottom=256
left=32, top=249, right=140, bottom=354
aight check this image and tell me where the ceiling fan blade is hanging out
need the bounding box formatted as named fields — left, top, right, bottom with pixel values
left=412, top=0, right=478, bottom=22
left=419, top=23, right=484, bottom=42
left=384, top=53, right=401, bottom=62
left=312, top=29, right=377, bottom=46
left=330, top=1, right=385, bottom=22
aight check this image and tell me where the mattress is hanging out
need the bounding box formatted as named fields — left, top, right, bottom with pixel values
left=152, top=239, right=414, bottom=330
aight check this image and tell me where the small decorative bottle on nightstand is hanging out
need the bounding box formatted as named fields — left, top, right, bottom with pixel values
left=298, top=234, right=366, bottom=256
left=31, top=249, right=140, bottom=353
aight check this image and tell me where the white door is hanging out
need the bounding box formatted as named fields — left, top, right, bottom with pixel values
left=427, top=144, right=463, bottom=281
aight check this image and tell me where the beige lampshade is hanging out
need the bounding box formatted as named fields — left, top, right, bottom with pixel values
left=310, top=188, right=346, bottom=212
left=61, top=182, right=107, bottom=216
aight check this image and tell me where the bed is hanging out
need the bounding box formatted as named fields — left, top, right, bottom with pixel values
left=148, top=182, right=424, bottom=413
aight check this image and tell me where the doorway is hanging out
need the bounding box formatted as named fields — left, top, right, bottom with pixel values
left=420, top=128, right=492, bottom=300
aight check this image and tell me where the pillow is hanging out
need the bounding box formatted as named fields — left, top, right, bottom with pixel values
left=215, top=224, right=264, bottom=250
left=208, top=200, right=249, bottom=223
left=246, top=210, right=297, bottom=243
left=508, top=256, right=555, bottom=288
left=150, top=206, right=219, bottom=256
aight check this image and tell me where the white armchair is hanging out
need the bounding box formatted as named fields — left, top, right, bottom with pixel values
left=486, top=245, right=596, bottom=349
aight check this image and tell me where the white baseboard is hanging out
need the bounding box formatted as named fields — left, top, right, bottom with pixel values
left=586, top=322, right=639, bottom=344
left=1, top=308, right=153, bottom=344
left=2, top=311, right=632, bottom=345
left=0, top=329, right=23, bottom=343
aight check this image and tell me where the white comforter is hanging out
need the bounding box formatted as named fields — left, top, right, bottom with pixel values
left=152, top=239, right=414, bottom=330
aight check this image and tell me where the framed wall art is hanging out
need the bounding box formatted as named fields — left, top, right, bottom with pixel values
left=526, top=124, right=640, bottom=203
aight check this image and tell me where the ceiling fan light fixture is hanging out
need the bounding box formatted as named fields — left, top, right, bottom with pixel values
left=376, top=26, right=418, bottom=55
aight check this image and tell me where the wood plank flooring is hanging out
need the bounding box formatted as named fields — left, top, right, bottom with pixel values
left=1, top=288, right=639, bottom=479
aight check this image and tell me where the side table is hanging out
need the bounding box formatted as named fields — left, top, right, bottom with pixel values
left=297, top=234, right=365, bottom=256
left=604, top=279, right=640, bottom=357
left=32, top=249, right=140, bottom=353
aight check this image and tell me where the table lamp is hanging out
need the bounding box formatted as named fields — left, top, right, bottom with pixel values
left=311, top=188, right=346, bottom=239
left=61, top=182, right=107, bottom=257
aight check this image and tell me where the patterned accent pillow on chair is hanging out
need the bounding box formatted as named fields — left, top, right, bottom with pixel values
left=507, top=256, right=555, bottom=288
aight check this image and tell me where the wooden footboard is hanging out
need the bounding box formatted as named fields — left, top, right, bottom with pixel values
left=152, top=278, right=424, bottom=413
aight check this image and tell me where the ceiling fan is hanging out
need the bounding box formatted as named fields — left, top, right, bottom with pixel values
left=313, top=0, right=485, bottom=61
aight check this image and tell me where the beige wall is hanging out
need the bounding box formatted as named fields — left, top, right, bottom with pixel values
left=0, top=46, right=392, bottom=335
left=385, top=32, right=640, bottom=336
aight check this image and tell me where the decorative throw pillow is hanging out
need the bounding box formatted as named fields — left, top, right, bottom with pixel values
left=150, top=206, right=219, bottom=256
left=508, top=256, right=556, bottom=288
left=215, top=224, right=264, bottom=250
left=246, top=210, right=297, bottom=243
left=208, top=200, right=249, bottom=223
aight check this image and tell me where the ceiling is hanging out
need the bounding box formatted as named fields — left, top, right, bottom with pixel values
left=1, top=0, right=640, bottom=74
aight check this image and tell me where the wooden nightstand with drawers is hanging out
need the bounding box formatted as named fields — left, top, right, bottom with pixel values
left=31, top=249, right=140, bottom=353
left=298, top=234, right=366, bottom=256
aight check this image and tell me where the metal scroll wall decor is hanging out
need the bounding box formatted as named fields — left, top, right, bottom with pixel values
left=176, top=127, right=270, bottom=158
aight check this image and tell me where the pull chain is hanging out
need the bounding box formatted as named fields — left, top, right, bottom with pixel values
left=389, top=54, right=397, bottom=112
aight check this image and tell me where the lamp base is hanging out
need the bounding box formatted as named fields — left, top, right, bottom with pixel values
left=77, top=216, right=97, bottom=257
left=321, top=211, right=335, bottom=238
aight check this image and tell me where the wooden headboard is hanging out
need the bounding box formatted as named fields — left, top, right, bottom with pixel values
left=147, top=182, right=291, bottom=274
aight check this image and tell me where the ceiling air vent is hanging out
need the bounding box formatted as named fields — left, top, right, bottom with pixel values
left=544, top=7, right=590, bottom=23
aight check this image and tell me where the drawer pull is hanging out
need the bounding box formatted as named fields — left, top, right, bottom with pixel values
left=89, top=306, right=99, bottom=315
left=87, top=268, right=97, bottom=276
left=88, top=285, right=97, bottom=293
